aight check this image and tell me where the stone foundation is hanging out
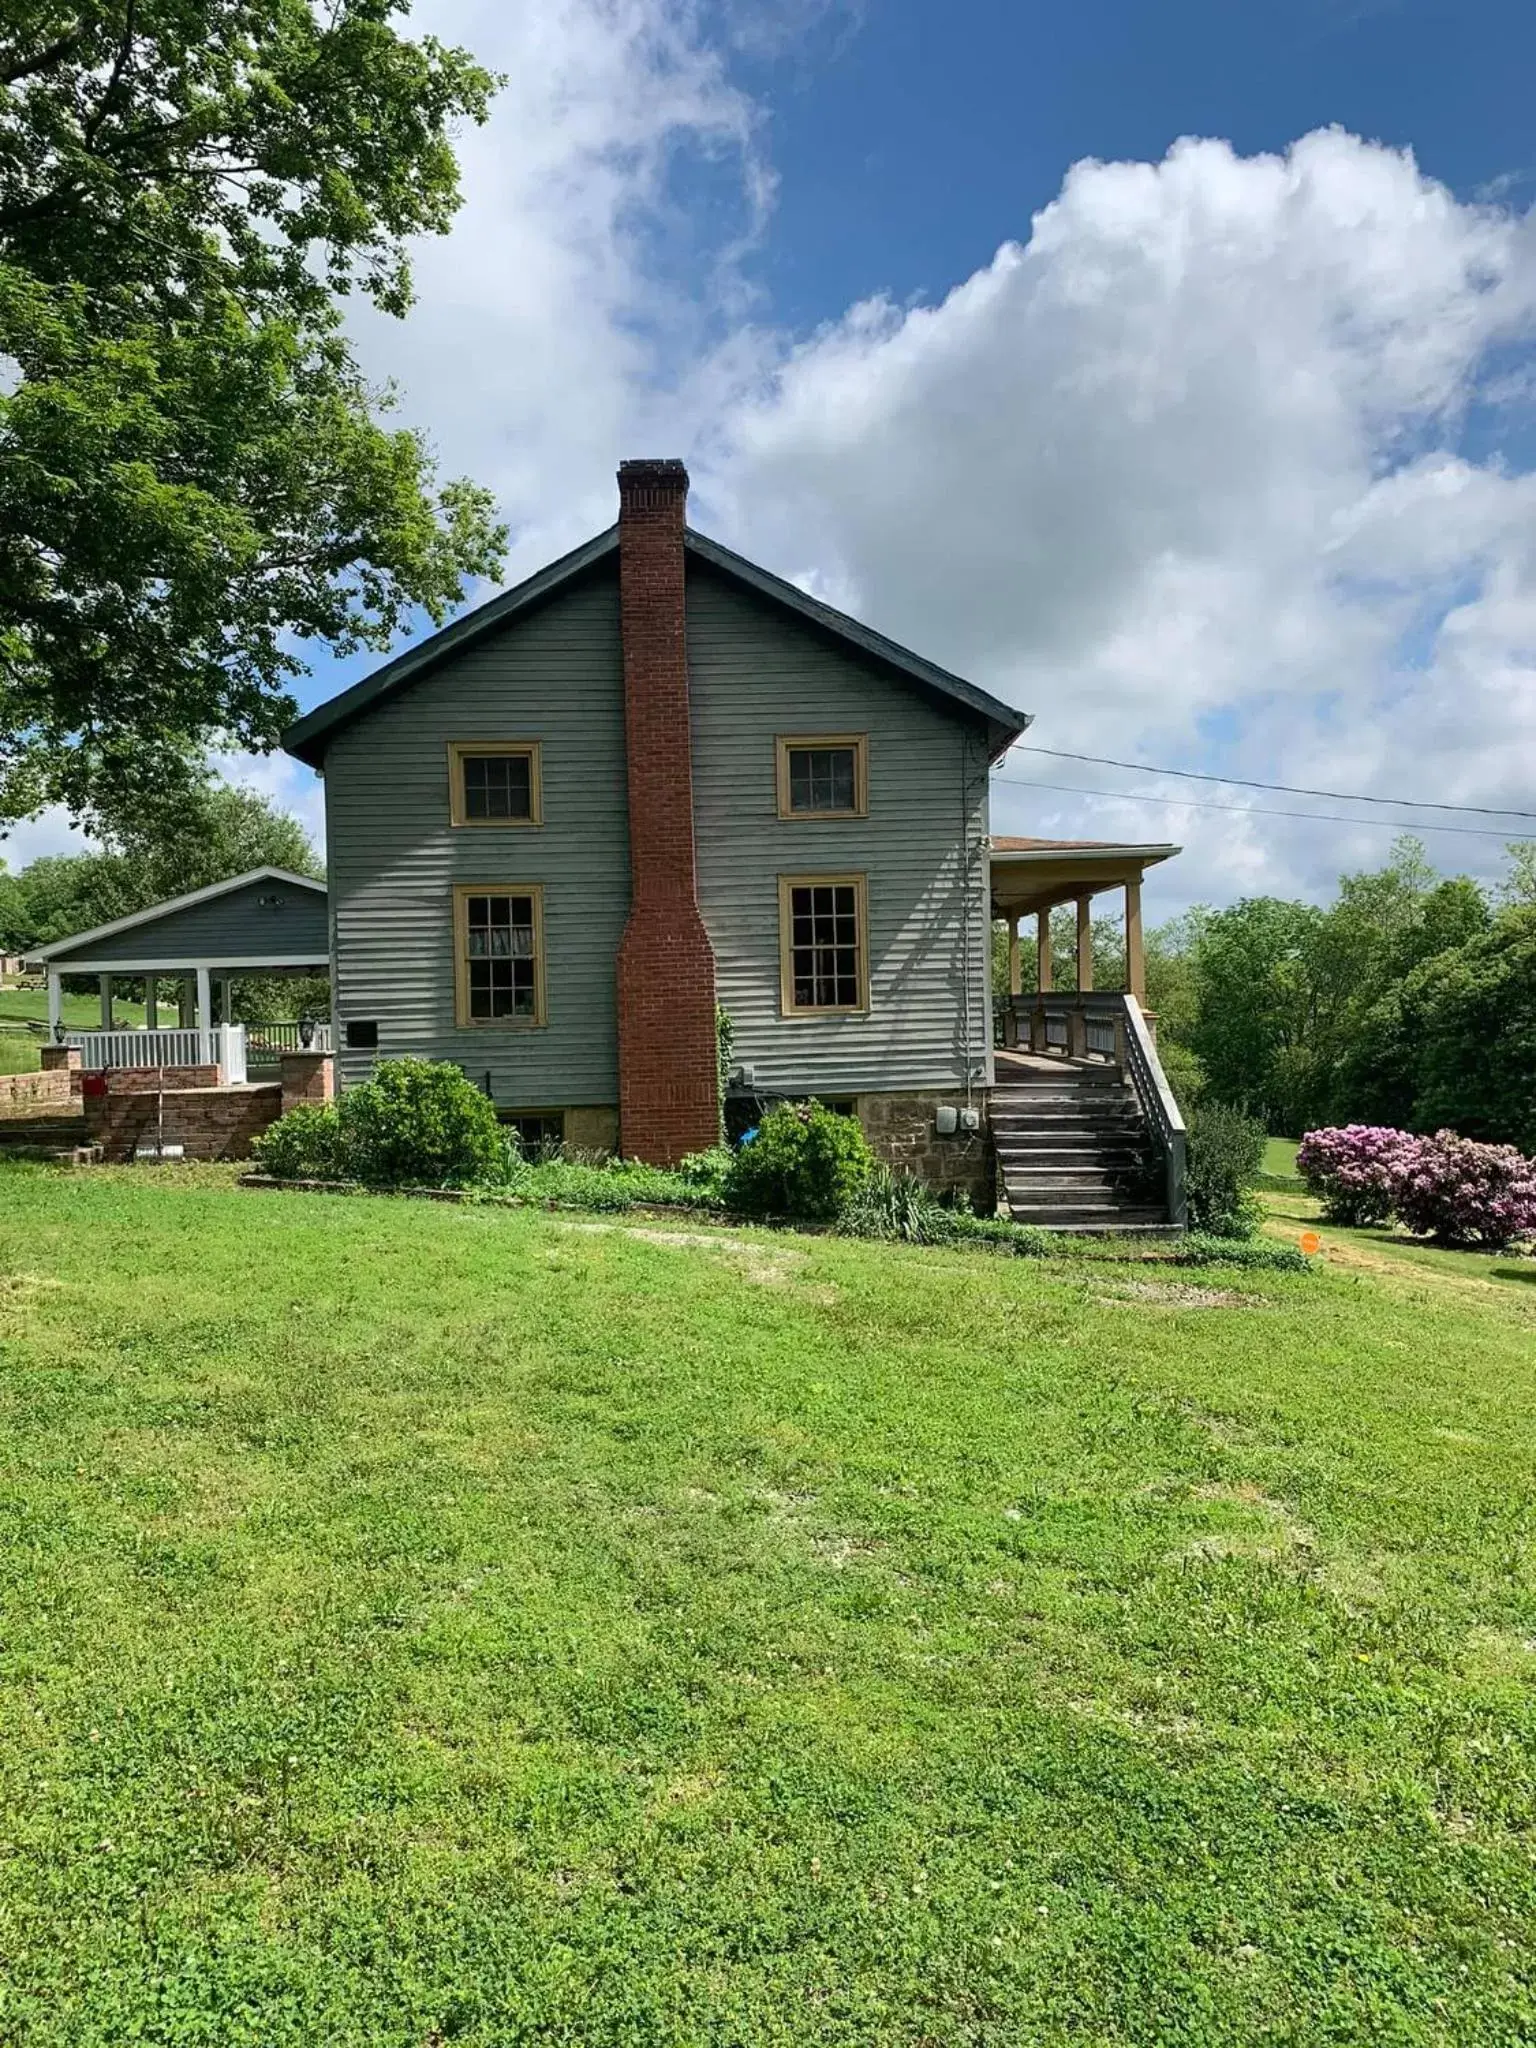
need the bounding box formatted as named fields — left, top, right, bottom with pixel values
left=85, top=1083, right=283, bottom=1161
left=855, top=1091, right=996, bottom=1212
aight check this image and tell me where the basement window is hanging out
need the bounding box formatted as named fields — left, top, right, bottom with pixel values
left=449, top=741, right=542, bottom=826
left=499, top=1109, right=566, bottom=1157
left=454, top=886, right=546, bottom=1027
left=778, top=874, right=869, bottom=1015
left=776, top=735, right=867, bottom=819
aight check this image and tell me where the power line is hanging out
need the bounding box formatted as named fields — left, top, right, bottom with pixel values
left=992, top=771, right=1536, bottom=841
left=1009, top=744, right=1536, bottom=821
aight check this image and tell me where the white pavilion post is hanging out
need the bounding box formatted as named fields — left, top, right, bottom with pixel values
left=98, top=973, right=113, bottom=1029
left=46, top=970, right=62, bottom=1039
left=145, top=976, right=159, bottom=1031
left=196, top=967, right=213, bottom=1067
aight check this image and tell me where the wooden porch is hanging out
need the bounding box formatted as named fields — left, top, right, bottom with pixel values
left=987, top=838, right=1187, bottom=1230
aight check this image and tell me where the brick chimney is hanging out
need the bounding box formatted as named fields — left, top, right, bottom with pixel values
left=614, top=459, right=719, bottom=1164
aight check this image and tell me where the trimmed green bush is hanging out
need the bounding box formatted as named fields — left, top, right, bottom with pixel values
left=250, top=1101, right=343, bottom=1182
left=724, top=1100, right=875, bottom=1221
left=1185, top=1101, right=1268, bottom=1238
left=254, top=1058, right=514, bottom=1189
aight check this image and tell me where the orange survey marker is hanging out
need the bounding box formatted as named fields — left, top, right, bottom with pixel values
left=1299, top=1231, right=1322, bottom=1256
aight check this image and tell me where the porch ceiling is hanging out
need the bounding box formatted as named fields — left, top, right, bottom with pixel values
left=988, top=837, right=1180, bottom=918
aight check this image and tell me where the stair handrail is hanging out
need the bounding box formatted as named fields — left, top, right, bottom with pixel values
left=1120, top=994, right=1187, bottom=1228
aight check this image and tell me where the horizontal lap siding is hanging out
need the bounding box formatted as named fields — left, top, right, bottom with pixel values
left=54, top=880, right=328, bottom=966
left=323, top=568, right=628, bottom=1102
left=687, top=568, right=991, bottom=1095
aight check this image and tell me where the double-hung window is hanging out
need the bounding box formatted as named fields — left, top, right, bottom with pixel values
left=449, top=742, right=542, bottom=826
left=778, top=874, right=869, bottom=1015
left=453, top=885, right=546, bottom=1027
left=775, top=735, right=867, bottom=819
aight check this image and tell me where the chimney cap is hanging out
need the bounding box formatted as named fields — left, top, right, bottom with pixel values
left=618, top=457, right=689, bottom=498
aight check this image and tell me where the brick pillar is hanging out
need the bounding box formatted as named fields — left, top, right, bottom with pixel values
left=614, top=458, right=719, bottom=1165
left=279, top=1051, right=334, bottom=1115
left=40, top=1044, right=83, bottom=1096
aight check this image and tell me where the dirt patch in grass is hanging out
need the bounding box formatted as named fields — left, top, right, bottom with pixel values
left=1097, top=1279, right=1256, bottom=1309
left=554, top=1217, right=812, bottom=1288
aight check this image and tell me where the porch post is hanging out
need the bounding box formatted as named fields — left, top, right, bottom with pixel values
left=1076, top=897, right=1094, bottom=992
left=145, top=976, right=158, bottom=1031
left=1125, top=878, right=1145, bottom=1001
left=219, top=975, right=235, bottom=1026
left=46, top=970, right=62, bottom=1038
left=178, top=976, right=195, bottom=1028
left=1032, top=909, right=1052, bottom=1052
left=98, top=973, right=113, bottom=1028
left=195, top=967, right=213, bottom=1064
left=1007, top=917, right=1021, bottom=997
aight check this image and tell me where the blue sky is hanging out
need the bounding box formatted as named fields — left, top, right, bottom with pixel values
left=19, top=0, right=1536, bottom=913
left=743, top=0, right=1536, bottom=333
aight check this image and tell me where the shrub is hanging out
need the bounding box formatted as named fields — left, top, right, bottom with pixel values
left=251, top=1101, right=344, bottom=1182
left=677, top=1146, right=734, bottom=1204
left=1296, top=1125, right=1424, bottom=1225
left=1184, top=1101, right=1268, bottom=1238
left=1391, top=1130, right=1536, bottom=1250
left=308, top=1058, right=514, bottom=1189
left=724, top=1100, right=875, bottom=1221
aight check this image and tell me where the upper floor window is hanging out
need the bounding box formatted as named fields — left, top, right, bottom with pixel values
left=449, top=741, right=543, bottom=827
left=776, top=734, right=867, bottom=820
left=453, top=885, right=546, bottom=1027
left=778, top=873, right=869, bottom=1015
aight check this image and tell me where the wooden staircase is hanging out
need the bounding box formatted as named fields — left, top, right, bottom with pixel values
left=992, top=1064, right=1176, bottom=1233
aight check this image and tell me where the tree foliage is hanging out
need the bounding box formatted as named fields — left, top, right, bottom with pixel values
left=0, top=0, right=507, bottom=824
left=0, top=767, right=321, bottom=952
left=1146, top=839, right=1533, bottom=1147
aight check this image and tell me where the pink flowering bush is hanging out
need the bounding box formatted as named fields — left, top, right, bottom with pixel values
left=1391, top=1131, right=1536, bottom=1250
left=1296, top=1125, right=1425, bottom=1226
left=1299, top=1123, right=1536, bottom=1248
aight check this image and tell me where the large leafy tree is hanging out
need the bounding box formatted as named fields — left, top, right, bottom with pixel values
left=0, top=0, right=507, bottom=825
left=1, top=766, right=322, bottom=948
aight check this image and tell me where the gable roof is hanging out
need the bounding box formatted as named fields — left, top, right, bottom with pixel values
left=27, top=867, right=326, bottom=964
left=282, top=526, right=1031, bottom=768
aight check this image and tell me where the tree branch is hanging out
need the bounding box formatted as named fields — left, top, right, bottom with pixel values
left=82, top=0, right=137, bottom=145
left=0, top=28, right=85, bottom=87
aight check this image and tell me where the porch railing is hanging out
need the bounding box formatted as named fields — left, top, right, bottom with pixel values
left=66, top=1023, right=247, bottom=1082
left=1122, top=994, right=1187, bottom=1228
left=244, top=1021, right=332, bottom=1064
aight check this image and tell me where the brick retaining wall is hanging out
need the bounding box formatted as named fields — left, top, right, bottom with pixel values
left=0, top=1067, right=72, bottom=1110
left=85, top=1083, right=283, bottom=1161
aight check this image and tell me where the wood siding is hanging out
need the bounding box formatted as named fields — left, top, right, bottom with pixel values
left=323, top=565, right=629, bottom=1100
left=48, top=877, right=329, bottom=967
left=687, top=564, right=992, bottom=1095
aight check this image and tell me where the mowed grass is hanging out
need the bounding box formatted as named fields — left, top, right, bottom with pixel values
left=1, top=1167, right=1534, bottom=2046
left=0, top=986, right=149, bottom=1073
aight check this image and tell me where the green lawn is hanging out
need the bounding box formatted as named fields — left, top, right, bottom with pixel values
left=0, top=985, right=148, bottom=1073
left=1, top=1165, right=1533, bottom=2045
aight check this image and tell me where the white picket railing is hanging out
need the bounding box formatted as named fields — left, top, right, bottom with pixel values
left=66, top=1023, right=247, bottom=1081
